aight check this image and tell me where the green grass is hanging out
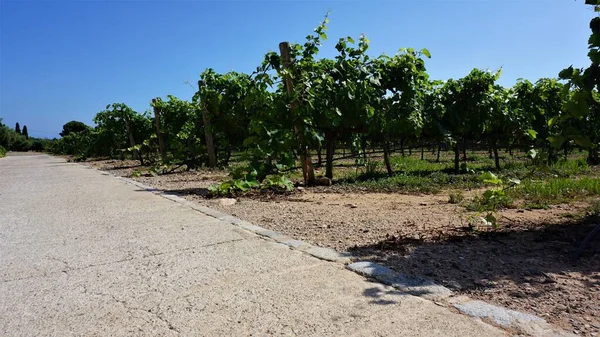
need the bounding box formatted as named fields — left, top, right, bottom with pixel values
left=509, top=176, right=600, bottom=204
left=389, top=153, right=536, bottom=176
left=332, top=152, right=600, bottom=202
left=547, top=157, right=590, bottom=176
left=336, top=154, right=528, bottom=193
left=0, top=145, right=6, bottom=158
left=339, top=172, right=459, bottom=193
left=337, top=156, right=487, bottom=193
left=389, top=155, right=454, bottom=173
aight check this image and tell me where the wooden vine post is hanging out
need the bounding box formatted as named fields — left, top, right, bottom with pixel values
left=196, top=79, right=217, bottom=168
left=201, top=103, right=217, bottom=168
left=279, top=41, right=315, bottom=186
left=123, top=117, right=141, bottom=164
left=202, top=106, right=217, bottom=168
left=152, top=98, right=167, bottom=162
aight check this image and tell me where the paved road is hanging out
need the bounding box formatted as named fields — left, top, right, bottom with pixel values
left=0, top=154, right=504, bottom=336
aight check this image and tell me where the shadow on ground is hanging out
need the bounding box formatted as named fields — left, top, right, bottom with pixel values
left=160, top=187, right=211, bottom=197
left=104, top=164, right=143, bottom=171
left=349, top=217, right=599, bottom=287
left=349, top=215, right=600, bottom=329
left=362, top=280, right=408, bottom=305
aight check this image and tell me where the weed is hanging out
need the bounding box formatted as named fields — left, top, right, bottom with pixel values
left=467, top=190, right=513, bottom=212
left=448, top=191, right=465, bottom=204
left=365, top=159, right=382, bottom=177
left=260, top=175, right=295, bottom=191
left=469, top=153, right=483, bottom=162
left=587, top=199, right=600, bottom=218
left=72, top=155, right=88, bottom=162
left=551, top=157, right=589, bottom=177
left=466, top=172, right=519, bottom=228
left=208, top=166, right=294, bottom=196
left=149, top=164, right=169, bottom=176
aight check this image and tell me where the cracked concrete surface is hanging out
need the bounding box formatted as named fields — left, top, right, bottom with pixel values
left=0, top=154, right=505, bottom=336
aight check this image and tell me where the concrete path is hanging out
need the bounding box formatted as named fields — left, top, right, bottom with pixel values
left=0, top=154, right=505, bottom=336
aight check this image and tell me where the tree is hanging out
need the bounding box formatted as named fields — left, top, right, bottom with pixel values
left=484, top=85, right=513, bottom=169
left=152, top=95, right=206, bottom=168
left=319, top=34, right=380, bottom=179
left=374, top=48, right=431, bottom=176
left=92, top=103, right=153, bottom=163
left=22, top=125, right=29, bottom=139
left=194, top=70, right=255, bottom=167
left=242, top=17, right=332, bottom=182
left=558, top=0, right=600, bottom=164
left=533, top=79, right=566, bottom=163
left=60, top=121, right=89, bottom=137
left=15, top=122, right=21, bottom=134
left=437, top=69, right=501, bottom=172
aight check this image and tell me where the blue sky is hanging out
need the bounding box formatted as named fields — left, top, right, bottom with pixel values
left=0, top=0, right=595, bottom=138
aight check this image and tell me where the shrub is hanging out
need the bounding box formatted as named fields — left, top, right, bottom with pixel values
left=208, top=169, right=294, bottom=196
left=589, top=199, right=600, bottom=218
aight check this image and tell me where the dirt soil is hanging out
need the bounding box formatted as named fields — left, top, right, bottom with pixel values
left=83, top=158, right=600, bottom=336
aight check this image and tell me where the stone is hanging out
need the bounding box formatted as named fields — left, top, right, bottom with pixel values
left=525, top=268, right=542, bottom=276
left=218, top=215, right=245, bottom=225
left=474, top=279, right=491, bottom=287
left=256, top=230, right=283, bottom=240
left=302, top=246, right=353, bottom=263
left=190, top=205, right=229, bottom=219
left=452, top=300, right=551, bottom=336
left=389, top=273, right=452, bottom=300
left=279, top=239, right=309, bottom=249
left=346, top=262, right=452, bottom=300
left=218, top=198, right=237, bottom=206
left=446, top=280, right=463, bottom=290
left=162, top=194, right=187, bottom=203
left=315, top=176, right=332, bottom=186
left=347, top=262, right=396, bottom=281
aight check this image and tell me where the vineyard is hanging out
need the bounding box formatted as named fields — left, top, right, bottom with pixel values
left=50, top=11, right=600, bottom=190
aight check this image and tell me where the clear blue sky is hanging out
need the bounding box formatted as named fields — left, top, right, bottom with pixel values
left=0, top=0, right=595, bottom=138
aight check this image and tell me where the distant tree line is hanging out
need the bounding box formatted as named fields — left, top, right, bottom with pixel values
left=0, top=119, right=49, bottom=155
